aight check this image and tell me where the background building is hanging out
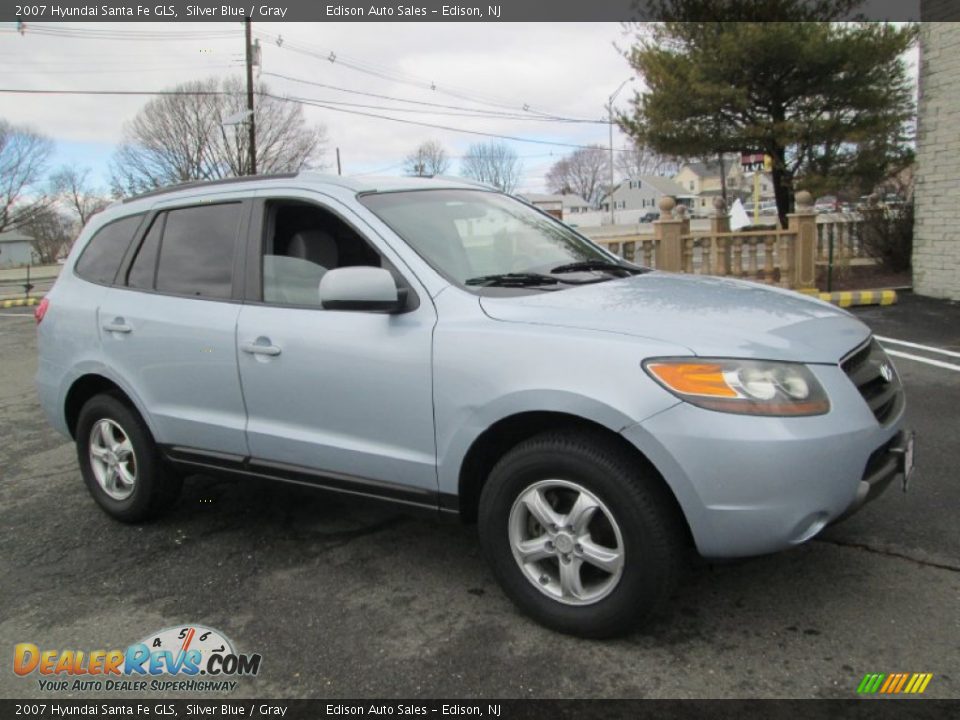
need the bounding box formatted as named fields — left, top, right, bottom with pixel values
left=913, top=19, right=960, bottom=300
left=0, top=231, right=36, bottom=269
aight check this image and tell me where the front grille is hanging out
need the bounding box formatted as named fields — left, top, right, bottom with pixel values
left=841, top=338, right=903, bottom=425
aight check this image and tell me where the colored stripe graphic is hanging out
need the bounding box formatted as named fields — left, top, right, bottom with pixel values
left=857, top=673, right=886, bottom=693
left=858, top=672, right=932, bottom=694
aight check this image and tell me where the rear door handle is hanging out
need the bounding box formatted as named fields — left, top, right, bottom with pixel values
left=241, top=338, right=282, bottom=357
left=103, top=318, right=132, bottom=334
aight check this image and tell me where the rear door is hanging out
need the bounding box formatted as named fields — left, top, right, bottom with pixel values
left=99, top=194, right=251, bottom=457
left=234, top=190, right=439, bottom=502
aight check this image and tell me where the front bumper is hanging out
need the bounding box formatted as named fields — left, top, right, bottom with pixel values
left=620, top=364, right=906, bottom=558
left=831, top=430, right=913, bottom=525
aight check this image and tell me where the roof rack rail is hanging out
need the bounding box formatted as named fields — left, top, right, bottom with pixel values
left=121, top=173, right=298, bottom=203
left=428, top=174, right=495, bottom=190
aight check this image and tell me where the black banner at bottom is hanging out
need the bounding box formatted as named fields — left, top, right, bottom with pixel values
left=1, top=700, right=957, bottom=720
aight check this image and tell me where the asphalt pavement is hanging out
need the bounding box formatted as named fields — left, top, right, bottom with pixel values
left=0, top=293, right=957, bottom=700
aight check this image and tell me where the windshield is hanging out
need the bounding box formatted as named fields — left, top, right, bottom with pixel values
left=359, top=189, right=625, bottom=289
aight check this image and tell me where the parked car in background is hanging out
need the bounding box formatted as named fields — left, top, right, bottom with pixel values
left=743, top=200, right=779, bottom=216
left=639, top=211, right=660, bottom=223
left=814, top=196, right=840, bottom=214
left=35, top=173, right=913, bottom=638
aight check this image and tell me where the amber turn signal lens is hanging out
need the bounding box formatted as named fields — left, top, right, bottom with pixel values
left=645, top=362, right=738, bottom=398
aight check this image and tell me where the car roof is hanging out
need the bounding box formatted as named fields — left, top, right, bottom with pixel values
left=116, top=171, right=490, bottom=206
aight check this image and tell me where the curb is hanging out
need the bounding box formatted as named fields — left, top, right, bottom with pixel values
left=801, top=289, right=898, bottom=308
left=0, top=297, right=42, bottom=309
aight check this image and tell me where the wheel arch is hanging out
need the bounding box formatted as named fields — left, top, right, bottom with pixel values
left=456, top=410, right=693, bottom=547
left=64, top=373, right=151, bottom=440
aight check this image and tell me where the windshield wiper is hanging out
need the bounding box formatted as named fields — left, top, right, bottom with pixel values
left=550, top=260, right=646, bottom=276
left=464, top=272, right=561, bottom=287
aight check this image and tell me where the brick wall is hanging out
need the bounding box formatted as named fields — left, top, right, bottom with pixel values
left=913, top=22, right=960, bottom=300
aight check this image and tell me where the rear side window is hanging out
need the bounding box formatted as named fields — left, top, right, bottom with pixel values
left=126, top=214, right=164, bottom=290
left=133, top=202, right=241, bottom=299
left=74, top=215, right=143, bottom=285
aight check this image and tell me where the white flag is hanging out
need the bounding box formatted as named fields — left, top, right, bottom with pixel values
left=730, top=198, right=752, bottom=231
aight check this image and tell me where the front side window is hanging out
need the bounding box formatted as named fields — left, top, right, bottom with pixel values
left=74, top=214, right=143, bottom=285
left=152, top=203, right=241, bottom=299
left=259, top=200, right=384, bottom=308
left=360, top=190, right=625, bottom=291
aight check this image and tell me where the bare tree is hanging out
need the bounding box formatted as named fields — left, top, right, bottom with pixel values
left=23, top=207, right=73, bottom=265
left=51, top=166, right=109, bottom=227
left=0, top=119, right=54, bottom=233
left=404, top=140, right=450, bottom=177
left=545, top=145, right=609, bottom=206
left=460, top=141, right=522, bottom=193
left=109, top=77, right=328, bottom=196
left=617, top=141, right=677, bottom=179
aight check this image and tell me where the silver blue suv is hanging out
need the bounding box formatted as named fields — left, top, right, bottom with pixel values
left=36, top=173, right=912, bottom=637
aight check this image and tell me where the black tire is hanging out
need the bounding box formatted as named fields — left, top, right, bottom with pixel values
left=76, top=393, right=182, bottom=522
left=478, top=430, right=685, bottom=638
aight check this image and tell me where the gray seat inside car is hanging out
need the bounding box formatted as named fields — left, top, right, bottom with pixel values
left=287, top=230, right=339, bottom=269
left=263, top=230, right=339, bottom=306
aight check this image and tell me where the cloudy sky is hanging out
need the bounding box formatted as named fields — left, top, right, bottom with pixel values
left=3, top=21, right=638, bottom=194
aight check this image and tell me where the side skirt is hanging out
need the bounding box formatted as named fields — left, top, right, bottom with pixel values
left=161, top=445, right=460, bottom=518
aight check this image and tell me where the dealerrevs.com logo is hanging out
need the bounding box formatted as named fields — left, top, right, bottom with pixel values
left=14, top=625, right=262, bottom=693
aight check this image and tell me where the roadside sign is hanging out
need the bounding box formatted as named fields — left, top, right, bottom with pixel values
left=741, top=152, right=765, bottom=171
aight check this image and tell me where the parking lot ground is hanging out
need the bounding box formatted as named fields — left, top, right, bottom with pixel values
left=1, top=294, right=958, bottom=700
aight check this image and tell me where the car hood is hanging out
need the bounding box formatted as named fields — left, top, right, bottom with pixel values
left=478, top=272, right=869, bottom=363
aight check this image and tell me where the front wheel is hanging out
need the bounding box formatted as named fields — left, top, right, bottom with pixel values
left=478, top=431, right=685, bottom=638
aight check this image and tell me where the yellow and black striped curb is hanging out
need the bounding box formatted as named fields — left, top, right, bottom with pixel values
left=0, top=297, right=42, bottom=309
left=800, top=289, right=898, bottom=308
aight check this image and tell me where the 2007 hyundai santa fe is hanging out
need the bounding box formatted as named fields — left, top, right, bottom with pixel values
left=35, top=173, right=914, bottom=637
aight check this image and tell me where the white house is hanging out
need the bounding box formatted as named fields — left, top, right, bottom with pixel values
left=599, top=175, right=688, bottom=217
left=560, top=193, right=593, bottom=216
left=0, top=231, right=36, bottom=269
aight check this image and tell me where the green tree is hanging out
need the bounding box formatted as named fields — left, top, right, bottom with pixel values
left=619, top=2, right=917, bottom=227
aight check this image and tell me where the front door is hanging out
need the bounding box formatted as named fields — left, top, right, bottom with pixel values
left=235, top=192, right=439, bottom=502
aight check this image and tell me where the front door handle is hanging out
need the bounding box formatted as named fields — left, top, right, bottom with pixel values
left=241, top=338, right=282, bottom=357
left=103, top=318, right=132, bottom=334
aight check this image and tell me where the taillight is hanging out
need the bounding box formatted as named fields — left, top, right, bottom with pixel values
left=34, top=297, right=49, bottom=324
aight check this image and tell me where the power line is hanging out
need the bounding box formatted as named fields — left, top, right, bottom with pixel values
left=0, top=87, right=624, bottom=151
left=255, top=31, right=597, bottom=122
left=271, top=93, right=623, bottom=152
left=262, top=71, right=608, bottom=124
left=0, top=88, right=232, bottom=96
left=3, top=24, right=240, bottom=41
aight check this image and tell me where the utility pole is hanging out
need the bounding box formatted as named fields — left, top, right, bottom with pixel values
left=606, top=78, right=633, bottom=226
left=608, top=101, right=615, bottom=224
left=244, top=17, right=257, bottom=176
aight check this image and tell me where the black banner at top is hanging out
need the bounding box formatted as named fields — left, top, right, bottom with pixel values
left=0, top=700, right=957, bottom=720
left=0, top=0, right=940, bottom=23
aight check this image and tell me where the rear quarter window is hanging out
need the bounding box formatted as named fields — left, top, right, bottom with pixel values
left=74, top=215, right=144, bottom=285
left=154, top=202, right=241, bottom=299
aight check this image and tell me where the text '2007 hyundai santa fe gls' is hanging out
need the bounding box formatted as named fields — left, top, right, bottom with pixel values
left=35, top=173, right=914, bottom=637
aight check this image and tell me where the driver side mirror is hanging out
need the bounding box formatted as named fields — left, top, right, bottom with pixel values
left=319, top=266, right=403, bottom=312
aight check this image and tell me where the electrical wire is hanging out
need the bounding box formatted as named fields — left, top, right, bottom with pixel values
left=0, top=85, right=617, bottom=151
left=255, top=30, right=599, bottom=122
left=262, top=71, right=607, bottom=124
left=271, top=92, right=622, bottom=151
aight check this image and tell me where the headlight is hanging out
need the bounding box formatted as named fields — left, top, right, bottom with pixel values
left=643, top=358, right=830, bottom=416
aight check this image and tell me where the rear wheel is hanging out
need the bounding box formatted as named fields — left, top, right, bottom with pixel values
left=478, top=430, right=685, bottom=638
left=76, top=394, right=182, bottom=522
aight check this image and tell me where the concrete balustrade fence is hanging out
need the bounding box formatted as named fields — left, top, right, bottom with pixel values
left=586, top=191, right=870, bottom=291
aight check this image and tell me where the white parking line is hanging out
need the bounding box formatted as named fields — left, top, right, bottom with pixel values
left=0, top=313, right=34, bottom=319
left=885, top=349, right=960, bottom=373
left=876, top=335, right=960, bottom=359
